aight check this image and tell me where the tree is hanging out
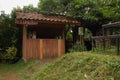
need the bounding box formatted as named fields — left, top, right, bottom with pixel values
left=0, top=8, right=21, bottom=61
left=0, top=12, right=16, bottom=60
left=38, top=0, right=120, bottom=35
left=38, top=0, right=73, bottom=15
left=23, top=4, right=38, bottom=12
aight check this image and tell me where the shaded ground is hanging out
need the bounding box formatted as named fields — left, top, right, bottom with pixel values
left=0, top=59, right=55, bottom=80
left=0, top=72, right=20, bottom=80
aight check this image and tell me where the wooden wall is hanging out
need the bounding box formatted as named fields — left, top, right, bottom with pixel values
left=23, top=39, right=65, bottom=60
left=22, top=25, right=65, bottom=60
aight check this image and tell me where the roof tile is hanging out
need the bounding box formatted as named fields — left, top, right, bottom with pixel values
left=16, top=11, right=81, bottom=25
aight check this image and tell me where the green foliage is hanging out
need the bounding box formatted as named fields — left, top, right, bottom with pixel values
left=38, top=0, right=120, bottom=33
left=65, top=25, right=72, bottom=40
left=70, top=0, right=120, bottom=22
left=92, top=46, right=117, bottom=55
left=0, top=0, right=120, bottom=62
left=23, top=4, right=38, bottom=12
left=38, top=0, right=73, bottom=14
left=4, top=46, right=17, bottom=59
left=0, top=15, right=17, bottom=60
left=84, top=28, right=92, bottom=40
left=32, top=52, right=120, bottom=80
left=69, top=42, right=86, bottom=52
left=0, top=8, right=22, bottom=60
left=0, top=59, right=29, bottom=72
left=0, top=59, right=41, bottom=80
left=0, top=52, right=120, bottom=80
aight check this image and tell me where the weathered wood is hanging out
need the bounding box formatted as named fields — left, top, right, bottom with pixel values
left=102, top=22, right=120, bottom=28
left=92, top=36, right=120, bottom=55
left=22, top=25, right=27, bottom=60
left=103, top=38, right=105, bottom=50
left=24, top=39, right=64, bottom=60
left=58, top=40, right=62, bottom=57
left=62, top=29, right=65, bottom=54
left=16, top=19, right=38, bottom=25
left=40, top=40, right=43, bottom=59
left=93, top=22, right=120, bottom=55
left=92, top=35, right=120, bottom=39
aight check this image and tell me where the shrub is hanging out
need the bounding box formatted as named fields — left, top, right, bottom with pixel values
left=4, top=46, right=17, bottom=59
left=91, top=45, right=116, bottom=55
left=69, top=42, right=86, bottom=52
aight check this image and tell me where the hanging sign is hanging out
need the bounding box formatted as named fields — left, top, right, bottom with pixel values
left=78, top=27, right=83, bottom=35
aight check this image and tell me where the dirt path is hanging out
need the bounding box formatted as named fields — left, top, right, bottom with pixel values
left=0, top=72, right=21, bottom=80
left=0, top=59, right=55, bottom=80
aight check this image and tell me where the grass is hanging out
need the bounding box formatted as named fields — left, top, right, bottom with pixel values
left=92, top=46, right=118, bottom=55
left=0, top=60, right=33, bottom=73
left=0, top=51, right=120, bottom=80
left=0, top=59, right=54, bottom=80
left=0, top=60, right=36, bottom=80
left=32, top=52, right=120, bottom=80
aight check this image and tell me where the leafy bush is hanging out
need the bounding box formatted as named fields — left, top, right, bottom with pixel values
left=0, top=48, right=6, bottom=60
left=69, top=42, right=86, bottom=52
left=4, top=46, right=17, bottom=59
left=0, top=48, right=2, bottom=59
left=92, top=46, right=116, bottom=55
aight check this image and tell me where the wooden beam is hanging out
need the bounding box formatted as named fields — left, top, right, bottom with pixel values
left=92, top=35, right=120, bottom=39
left=16, top=19, right=81, bottom=26
left=40, top=40, right=43, bottom=59
left=58, top=40, right=61, bottom=57
left=102, top=22, right=120, bottom=28
left=16, top=19, right=38, bottom=25
left=62, top=29, right=65, bottom=54
left=22, top=25, right=27, bottom=61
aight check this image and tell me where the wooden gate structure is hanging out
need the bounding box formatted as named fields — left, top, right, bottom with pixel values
left=92, top=22, right=120, bottom=55
left=15, top=11, right=81, bottom=60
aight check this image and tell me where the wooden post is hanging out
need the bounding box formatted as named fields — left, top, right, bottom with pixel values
left=40, top=39, right=43, bottom=59
left=106, top=29, right=111, bottom=48
left=22, top=25, right=27, bottom=61
left=62, top=29, right=65, bottom=54
left=102, top=27, right=105, bottom=36
left=72, top=27, right=76, bottom=44
left=103, top=38, right=105, bottom=50
left=92, top=38, right=95, bottom=51
left=58, top=40, right=61, bottom=57
left=102, top=27, right=105, bottom=50
left=78, top=27, right=84, bottom=45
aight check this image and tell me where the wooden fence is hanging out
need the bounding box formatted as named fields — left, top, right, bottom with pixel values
left=92, top=35, right=120, bottom=55
left=24, top=39, right=65, bottom=60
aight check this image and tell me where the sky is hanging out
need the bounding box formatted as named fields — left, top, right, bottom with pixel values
left=0, top=0, right=39, bottom=14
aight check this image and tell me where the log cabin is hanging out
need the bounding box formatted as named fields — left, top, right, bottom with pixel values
left=15, top=11, right=81, bottom=60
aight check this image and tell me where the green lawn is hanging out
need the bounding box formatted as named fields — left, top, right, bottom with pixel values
left=0, top=51, right=120, bottom=80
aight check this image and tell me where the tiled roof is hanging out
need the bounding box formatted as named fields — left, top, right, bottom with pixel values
left=16, top=11, right=81, bottom=25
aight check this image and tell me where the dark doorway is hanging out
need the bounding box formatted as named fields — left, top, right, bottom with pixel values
left=84, top=40, right=92, bottom=51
